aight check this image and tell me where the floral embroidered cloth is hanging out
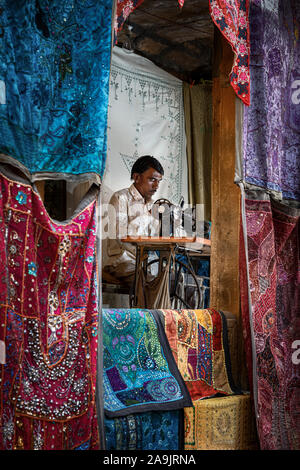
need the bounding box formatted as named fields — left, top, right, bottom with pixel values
left=0, top=167, right=100, bottom=450
left=239, top=190, right=300, bottom=450
left=209, top=0, right=250, bottom=106
left=102, top=309, right=192, bottom=418
left=0, top=0, right=113, bottom=182
left=241, top=0, right=300, bottom=200
left=157, top=309, right=239, bottom=400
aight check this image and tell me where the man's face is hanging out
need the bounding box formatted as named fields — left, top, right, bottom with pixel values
left=133, top=167, right=163, bottom=201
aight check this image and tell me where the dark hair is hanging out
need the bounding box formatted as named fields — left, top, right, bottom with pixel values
left=131, top=155, right=164, bottom=178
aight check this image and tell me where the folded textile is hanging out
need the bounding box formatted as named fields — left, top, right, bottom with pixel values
left=184, top=394, right=258, bottom=450
left=105, top=409, right=183, bottom=451
left=0, top=167, right=100, bottom=450
left=102, top=309, right=192, bottom=418
left=157, top=309, right=239, bottom=400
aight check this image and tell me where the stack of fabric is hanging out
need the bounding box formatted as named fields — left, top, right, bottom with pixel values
left=102, top=308, right=192, bottom=450
left=102, top=307, right=257, bottom=450
left=0, top=167, right=100, bottom=450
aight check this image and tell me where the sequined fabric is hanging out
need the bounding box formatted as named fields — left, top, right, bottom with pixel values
left=157, top=309, right=239, bottom=400
left=0, top=169, right=100, bottom=450
left=184, top=394, right=258, bottom=450
left=0, top=0, right=113, bottom=181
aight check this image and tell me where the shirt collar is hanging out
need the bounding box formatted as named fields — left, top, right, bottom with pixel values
left=129, top=183, right=153, bottom=209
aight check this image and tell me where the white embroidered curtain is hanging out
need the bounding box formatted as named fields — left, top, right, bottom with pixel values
left=102, top=46, right=188, bottom=206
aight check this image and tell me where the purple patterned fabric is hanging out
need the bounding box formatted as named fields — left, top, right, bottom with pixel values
left=243, top=0, right=300, bottom=201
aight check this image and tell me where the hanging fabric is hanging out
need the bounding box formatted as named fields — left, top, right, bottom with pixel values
left=102, top=46, right=188, bottom=206
left=102, top=308, right=192, bottom=418
left=240, top=0, right=300, bottom=201
left=114, top=0, right=145, bottom=44
left=239, top=188, right=300, bottom=450
left=183, top=82, right=212, bottom=220
left=0, top=165, right=102, bottom=450
left=0, top=0, right=114, bottom=183
left=209, top=0, right=250, bottom=106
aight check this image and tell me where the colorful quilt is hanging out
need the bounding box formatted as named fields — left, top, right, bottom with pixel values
left=242, top=0, right=300, bottom=200
left=0, top=0, right=113, bottom=182
left=240, top=191, right=300, bottom=450
left=0, top=168, right=100, bottom=450
left=157, top=309, right=239, bottom=401
left=209, top=0, right=250, bottom=106
left=102, top=309, right=192, bottom=418
left=105, top=410, right=183, bottom=451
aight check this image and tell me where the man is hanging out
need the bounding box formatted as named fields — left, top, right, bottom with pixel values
left=103, top=155, right=164, bottom=286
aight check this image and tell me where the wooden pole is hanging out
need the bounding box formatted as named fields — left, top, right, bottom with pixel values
left=210, top=28, right=244, bottom=386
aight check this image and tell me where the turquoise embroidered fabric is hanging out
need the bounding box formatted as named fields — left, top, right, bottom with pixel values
left=105, top=410, right=183, bottom=450
left=0, top=0, right=113, bottom=181
left=102, top=309, right=192, bottom=418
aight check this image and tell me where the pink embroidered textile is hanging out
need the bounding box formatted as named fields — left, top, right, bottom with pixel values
left=114, top=1, right=185, bottom=43
left=0, top=169, right=100, bottom=450
left=240, top=191, right=300, bottom=449
left=209, top=0, right=250, bottom=106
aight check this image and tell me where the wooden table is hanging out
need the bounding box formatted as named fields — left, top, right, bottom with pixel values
left=121, top=236, right=211, bottom=306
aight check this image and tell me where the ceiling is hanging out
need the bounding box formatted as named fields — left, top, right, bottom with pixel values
left=115, top=0, right=215, bottom=83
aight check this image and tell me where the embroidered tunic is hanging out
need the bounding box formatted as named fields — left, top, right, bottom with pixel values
left=0, top=168, right=100, bottom=450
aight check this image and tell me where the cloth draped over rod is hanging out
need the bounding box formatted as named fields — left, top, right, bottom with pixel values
left=102, top=308, right=192, bottom=418
left=239, top=189, right=300, bottom=450
left=0, top=0, right=114, bottom=184
left=209, top=0, right=250, bottom=106
left=238, top=0, right=300, bottom=202
left=0, top=166, right=101, bottom=450
left=238, top=0, right=300, bottom=451
left=103, top=308, right=241, bottom=451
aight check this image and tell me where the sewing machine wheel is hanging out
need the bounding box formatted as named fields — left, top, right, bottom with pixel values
left=147, top=257, right=203, bottom=309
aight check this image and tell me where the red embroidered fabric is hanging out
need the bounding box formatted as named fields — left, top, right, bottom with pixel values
left=240, top=194, right=300, bottom=449
left=209, top=0, right=250, bottom=106
left=0, top=170, right=100, bottom=450
left=114, top=0, right=145, bottom=43
left=114, top=1, right=185, bottom=43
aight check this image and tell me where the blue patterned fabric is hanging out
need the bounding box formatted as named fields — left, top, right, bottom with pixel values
left=102, top=309, right=192, bottom=418
left=0, top=0, right=113, bottom=180
left=105, top=410, right=182, bottom=451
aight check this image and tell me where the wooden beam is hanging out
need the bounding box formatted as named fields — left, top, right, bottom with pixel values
left=210, top=28, right=241, bottom=317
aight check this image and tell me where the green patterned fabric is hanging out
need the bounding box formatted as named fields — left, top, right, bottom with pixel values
left=102, top=309, right=192, bottom=418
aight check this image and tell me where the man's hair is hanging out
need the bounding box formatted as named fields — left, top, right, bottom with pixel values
left=131, top=155, right=164, bottom=178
